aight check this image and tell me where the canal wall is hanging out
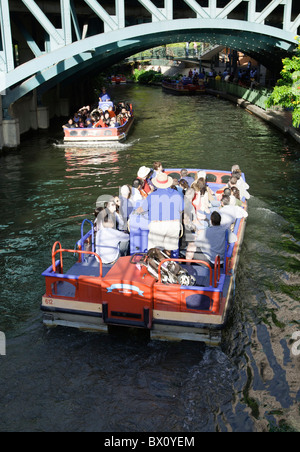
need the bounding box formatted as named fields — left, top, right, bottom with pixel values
left=0, top=87, right=70, bottom=151
left=207, top=81, right=300, bottom=145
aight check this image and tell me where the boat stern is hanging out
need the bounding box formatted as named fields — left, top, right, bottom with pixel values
left=101, top=257, right=156, bottom=329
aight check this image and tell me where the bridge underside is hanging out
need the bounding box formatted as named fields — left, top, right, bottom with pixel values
left=2, top=18, right=296, bottom=109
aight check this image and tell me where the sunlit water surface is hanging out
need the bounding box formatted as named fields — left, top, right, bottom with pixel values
left=0, top=85, right=299, bottom=432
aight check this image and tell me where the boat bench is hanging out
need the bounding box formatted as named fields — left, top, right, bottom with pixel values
left=52, top=256, right=111, bottom=298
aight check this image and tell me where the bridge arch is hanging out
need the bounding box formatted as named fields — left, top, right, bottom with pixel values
left=1, top=0, right=299, bottom=109
left=2, top=17, right=297, bottom=108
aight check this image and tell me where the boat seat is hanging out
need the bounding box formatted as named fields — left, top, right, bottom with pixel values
left=207, top=182, right=225, bottom=193
left=65, top=255, right=107, bottom=277
left=52, top=256, right=111, bottom=298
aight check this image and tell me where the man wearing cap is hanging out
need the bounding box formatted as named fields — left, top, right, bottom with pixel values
left=141, top=172, right=184, bottom=252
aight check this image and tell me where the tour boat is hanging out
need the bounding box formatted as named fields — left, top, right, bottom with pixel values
left=111, top=75, right=127, bottom=85
left=41, top=169, right=247, bottom=346
left=63, top=102, right=134, bottom=143
left=162, top=79, right=206, bottom=95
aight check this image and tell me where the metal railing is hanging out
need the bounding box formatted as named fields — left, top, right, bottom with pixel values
left=208, top=79, right=272, bottom=110
left=128, top=44, right=221, bottom=62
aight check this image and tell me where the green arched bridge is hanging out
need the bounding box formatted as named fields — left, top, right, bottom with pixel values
left=0, top=0, right=299, bottom=109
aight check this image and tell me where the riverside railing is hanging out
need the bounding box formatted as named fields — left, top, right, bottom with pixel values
left=128, top=44, right=218, bottom=62
left=208, top=79, right=272, bottom=111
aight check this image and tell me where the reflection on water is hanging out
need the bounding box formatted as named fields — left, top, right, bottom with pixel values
left=0, top=85, right=299, bottom=432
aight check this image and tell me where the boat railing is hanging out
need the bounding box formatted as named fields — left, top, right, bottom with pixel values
left=214, top=255, right=221, bottom=287
left=51, top=241, right=103, bottom=278
left=224, top=216, right=246, bottom=274
left=76, top=219, right=95, bottom=261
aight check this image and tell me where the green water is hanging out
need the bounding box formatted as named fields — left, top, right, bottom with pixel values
left=0, top=84, right=299, bottom=432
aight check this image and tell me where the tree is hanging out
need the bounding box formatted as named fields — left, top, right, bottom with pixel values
left=266, top=37, right=300, bottom=128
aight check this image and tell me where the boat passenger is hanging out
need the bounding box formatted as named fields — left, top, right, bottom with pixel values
left=185, top=211, right=237, bottom=268
left=119, top=185, right=135, bottom=228
left=219, top=195, right=248, bottom=227
left=131, top=179, right=145, bottom=202
left=227, top=175, right=250, bottom=201
left=180, top=169, right=194, bottom=187
left=231, top=169, right=250, bottom=200
left=231, top=186, right=243, bottom=207
left=63, top=119, right=76, bottom=129
left=191, top=178, right=211, bottom=219
left=182, top=187, right=208, bottom=246
left=177, top=179, right=189, bottom=197
left=117, top=114, right=124, bottom=125
left=223, top=187, right=239, bottom=207
left=107, top=116, right=116, bottom=127
left=152, top=161, right=163, bottom=179
left=73, top=112, right=80, bottom=124
left=227, top=176, right=238, bottom=189
left=94, top=114, right=107, bottom=128
left=139, top=172, right=184, bottom=253
left=108, top=106, right=116, bottom=118
left=95, top=208, right=129, bottom=265
left=137, top=166, right=153, bottom=196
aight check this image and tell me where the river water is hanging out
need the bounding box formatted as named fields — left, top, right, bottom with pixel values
left=0, top=84, right=299, bottom=432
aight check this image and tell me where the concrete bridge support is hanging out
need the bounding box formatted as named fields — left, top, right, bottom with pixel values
left=0, top=87, right=70, bottom=150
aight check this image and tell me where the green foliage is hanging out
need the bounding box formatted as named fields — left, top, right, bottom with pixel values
left=266, top=37, right=300, bottom=128
left=132, top=69, right=164, bottom=84
left=131, top=68, right=146, bottom=82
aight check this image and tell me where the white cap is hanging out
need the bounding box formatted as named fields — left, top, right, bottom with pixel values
left=137, top=166, right=151, bottom=179
left=197, top=171, right=206, bottom=180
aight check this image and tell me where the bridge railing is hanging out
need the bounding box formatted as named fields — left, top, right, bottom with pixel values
left=128, top=44, right=221, bottom=62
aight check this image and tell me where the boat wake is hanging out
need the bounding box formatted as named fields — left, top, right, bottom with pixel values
left=51, top=138, right=140, bottom=149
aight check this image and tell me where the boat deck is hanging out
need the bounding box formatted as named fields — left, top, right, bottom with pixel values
left=53, top=254, right=223, bottom=300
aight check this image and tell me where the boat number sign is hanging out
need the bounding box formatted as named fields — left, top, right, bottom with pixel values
left=107, top=284, right=144, bottom=296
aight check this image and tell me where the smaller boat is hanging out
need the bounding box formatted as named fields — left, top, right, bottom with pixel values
left=63, top=102, right=134, bottom=143
left=162, top=77, right=206, bottom=95
left=111, top=75, right=127, bottom=85
left=63, top=117, right=134, bottom=143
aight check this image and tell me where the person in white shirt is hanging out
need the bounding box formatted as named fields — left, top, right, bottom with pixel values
left=230, top=165, right=250, bottom=200
left=186, top=211, right=237, bottom=267
left=95, top=207, right=129, bottom=264
left=219, top=195, right=248, bottom=227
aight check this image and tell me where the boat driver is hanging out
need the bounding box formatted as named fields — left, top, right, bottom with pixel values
left=99, top=87, right=111, bottom=102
